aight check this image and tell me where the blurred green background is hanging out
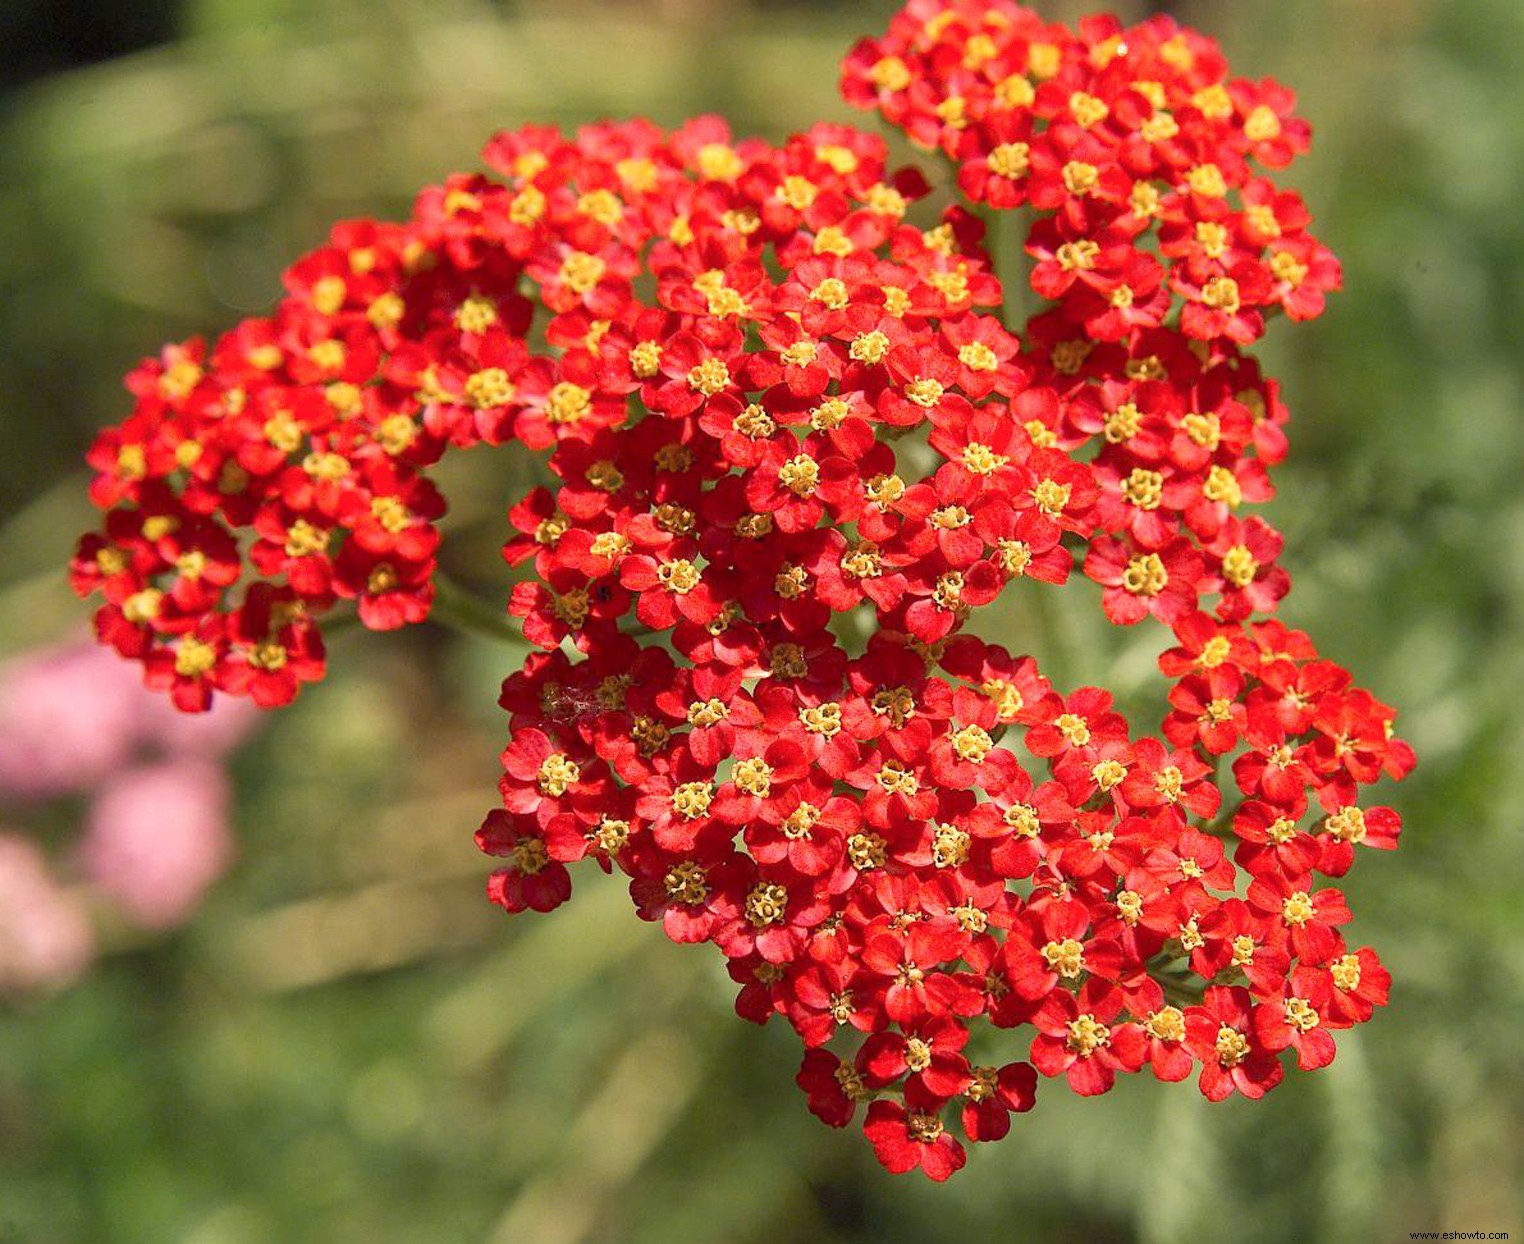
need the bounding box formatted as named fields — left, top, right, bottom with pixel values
left=1, top=1, right=1521, bottom=1240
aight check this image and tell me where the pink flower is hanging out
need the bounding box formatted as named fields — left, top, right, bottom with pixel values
left=0, top=643, right=139, bottom=798
left=0, top=639, right=257, bottom=802
left=137, top=685, right=259, bottom=759
left=78, top=762, right=235, bottom=930
left=0, top=834, right=94, bottom=991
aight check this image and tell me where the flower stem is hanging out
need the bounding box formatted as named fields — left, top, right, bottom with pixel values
left=430, top=572, right=523, bottom=647
left=977, top=203, right=1028, bottom=333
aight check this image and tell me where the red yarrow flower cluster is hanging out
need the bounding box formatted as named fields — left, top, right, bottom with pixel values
left=69, top=2, right=1412, bottom=1181
left=843, top=0, right=1338, bottom=349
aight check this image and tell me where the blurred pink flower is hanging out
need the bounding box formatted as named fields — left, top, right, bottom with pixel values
left=0, top=643, right=138, bottom=798
left=0, top=638, right=257, bottom=801
left=0, top=833, right=94, bottom=992
left=140, top=688, right=259, bottom=758
left=78, top=761, right=235, bottom=930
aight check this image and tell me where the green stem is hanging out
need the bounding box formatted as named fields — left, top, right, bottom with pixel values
left=320, top=609, right=364, bottom=635
left=430, top=572, right=523, bottom=647
left=976, top=203, right=1028, bottom=333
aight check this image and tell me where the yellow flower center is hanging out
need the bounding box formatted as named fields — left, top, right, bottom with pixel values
left=904, top=378, right=945, bottom=408
left=658, top=559, right=702, bottom=594
left=1201, top=277, right=1242, bottom=314
left=733, top=403, right=776, bottom=439
left=664, top=860, right=710, bottom=904
left=1271, top=251, right=1309, bottom=287
left=510, top=838, right=549, bottom=876
left=1055, top=713, right=1091, bottom=747
left=1070, top=91, right=1109, bottom=128
left=778, top=455, right=820, bottom=496
left=670, top=782, right=714, bottom=820
left=1244, top=105, right=1283, bottom=143
left=995, top=74, right=1036, bottom=108
left=1203, top=465, right=1243, bottom=508
left=1123, top=553, right=1170, bottom=597
left=1032, top=478, right=1072, bottom=517
left=951, top=725, right=993, bottom=763
left=1062, top=161, right=1100, bottom=196
left=906, top=1112, right=944, bottom=1143
left=935, top=96, right=969, bottom=129
left=370, top=496, right=410, bottom=533
left=1282, top=891, right=1315, bottom=927
left=248, top=640, right=288, bottom=672
left=545, top=381, right=592, bottom=425
left=869, top=56, right=912, bottom=91
left=576, top=189, right=623, bottom=226
left=687, top=698, right=729, bottom=728
left=841, top=543, right=883, bottom=580
left=875, top=762, right=919, bottom=796
left=1154, top=765, right=1184, bottom=801
left=174, top=637, right=218, bottom=678
left=799, top=703, right=842, bottom=736
left=962, top=443, right=1007, bottom=475
left=123, top=589, right=164, bottom=623
left=1331, top=953, right=1363, bottom=992
left=1221, top=544, right=1259, bottom=588
left=958, top=342, right=999, bottom=374
left=593, top=819, right=630, bottom=854
left=734, top=758, right=774, bottom=798
left=783, top=803, right=821, bottom=839
left=1067, top=1014, right=1111, bottom=1056
left=1042, top=939, right=1086, bottom=979
left=1285, top=997, right=1321, bottom=1033
left=1324, top=806, right=1368, bottom=844
left=1131, top=181, right=1163, bottom=219
left=1104, top=403, right=1142, bottom=444
left=847, top=832, right=888, bottom=871
left=745, top=883, right=789, bottom=928
left=1214, top=1026, right=1250, bottom=1067
left=687, top=358, right=732, bottom=396
left=1146, top=1006, right=1186, bottom=1043
left=982, top=678, right=1024, bottom=720
left=1093, top=759, right=1128, bottom=791
left=586, top=460, right=624, bottom=492
left=769, top=643, right=808, bottom=679
left=1122, top=468, right=1164, bottom=510
left=775, top=176, right=818, bottom=211
left=1142, top=112, right=1180, bottom=144
left=466, top=368, right=516, bottom=410
left=872, top=686, right=915, bottom=727
left=263, top=411, right=304, bottom=454
left=1182, top=411, right=1222, bottom=450
left=1057, top=240, right=1100, bottom=272
left=932, top=823, right=971, bottom=869
left=863, top=474, right=904, bottom=508
left=986, top=142, right=1031, bottom=180
left=810, top=398, right=849, bottom=431
left=1192, top=85, right=1233, bottom=120
left=1004, top=804, right=1040, bottom=837
left=536, top=753, right=581, bottom=796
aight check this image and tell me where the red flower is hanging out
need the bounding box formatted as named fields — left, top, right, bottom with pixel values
left=66, top=9, right=1414, bottom=1180
left=1254, top=965, right=1338, bottom=1071
left=1029, top=980, right=1146, bottom=1097
left=1184, top=986, right=1284, bottom=1101
left=959, top=1061, right=1038, bottom=1143
left=862, top=1082, right=967, bottom=1181
left=1085, top=535, right=1204, bottom=625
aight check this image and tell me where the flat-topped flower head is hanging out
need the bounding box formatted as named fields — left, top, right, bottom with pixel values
left=65, top=1, right=1410, bottom=1182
